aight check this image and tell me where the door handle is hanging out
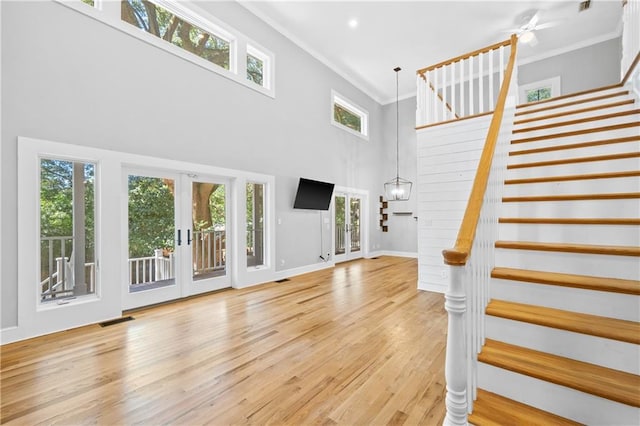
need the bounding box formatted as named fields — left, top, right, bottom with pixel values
left=187, top=229, right=192, bottom=245
left=177, top=229, right=182, bottom=246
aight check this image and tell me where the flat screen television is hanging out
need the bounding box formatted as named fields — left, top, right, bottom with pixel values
left=293, top=178, right=335, bottom=210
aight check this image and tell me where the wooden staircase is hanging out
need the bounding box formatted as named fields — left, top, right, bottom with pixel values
left=469, top=84, right=640, bottom=425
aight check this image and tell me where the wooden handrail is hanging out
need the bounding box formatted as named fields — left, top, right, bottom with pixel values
left=442, top=34, right=518, bottom=266
left=417, top=38, right=512, bottom=76
left=621, top=51, right=640, bottom=85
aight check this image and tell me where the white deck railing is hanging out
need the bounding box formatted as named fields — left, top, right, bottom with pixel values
left=416, top=38, right=513, bottom=128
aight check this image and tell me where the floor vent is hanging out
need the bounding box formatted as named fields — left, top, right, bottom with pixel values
left=275, top=278, right=290, bottom=283
left=99, top=316, right=134, bottom=327
left=370, top=257, right=380, bottom=260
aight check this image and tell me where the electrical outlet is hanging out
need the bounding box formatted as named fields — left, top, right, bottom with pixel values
left=440, top=270, right=448, bottom=279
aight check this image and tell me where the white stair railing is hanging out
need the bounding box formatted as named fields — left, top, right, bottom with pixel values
left=422, top=34, right=518, bottom=425
left=416, top=38, right=512, bottom=128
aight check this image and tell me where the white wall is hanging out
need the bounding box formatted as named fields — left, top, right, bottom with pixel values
left=379, top=96, right=418, bottom=255
left=0, top=1, right=389, bottom=330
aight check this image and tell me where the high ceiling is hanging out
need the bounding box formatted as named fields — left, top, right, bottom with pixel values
left=239, top=1, right=623, bottom=104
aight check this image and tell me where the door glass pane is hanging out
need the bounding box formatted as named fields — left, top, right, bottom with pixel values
left=335, top=195, right=346, bottom=256
left=127, top=175, right=176, bottom=293
left=40, top=159, right=96, bottom=302
left=192, top=182, right=226, bottom=280
left=247, top=182, right=265, bottom=268
left=350, top=197, right=361, bottom=253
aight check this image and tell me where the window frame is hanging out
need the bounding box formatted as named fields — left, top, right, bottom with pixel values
left=519, top=76, right=561, bottom=104
left=246, top=44, right=271, bottom=89
left=55, top=0, right=275, bottom=98
left=245, top=181, right=267, bottom=270
left=331, top=90, right=369, bottom=140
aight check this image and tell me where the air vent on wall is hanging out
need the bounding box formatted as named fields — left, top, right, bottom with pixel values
left=579, top=0, right=591, bottom=12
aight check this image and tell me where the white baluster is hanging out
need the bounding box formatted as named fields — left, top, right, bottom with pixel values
left=444, top=266, right=468, bottom=426
left=469, top=55, right=474, bottom=115
left=433, top=68, right=439, bottom=123
left=499, top=45, right=505, bottom=89
left=451, top=61, right=456, bottom=119
left=489, top=49, right=494, bottom=110
left=441, top=65, right=446, bottom=120
left=460, top=57, right=465, bottom=117
left=478, top=52, right=484, bottom=113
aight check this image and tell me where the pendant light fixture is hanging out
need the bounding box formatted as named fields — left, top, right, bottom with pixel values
left=384, top=66, right=412, bottom=201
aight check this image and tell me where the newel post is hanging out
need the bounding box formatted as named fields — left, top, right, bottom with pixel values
left=443, top=265, right=467, bottom=426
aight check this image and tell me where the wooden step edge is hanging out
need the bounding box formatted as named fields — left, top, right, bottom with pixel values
left=498, top=217, right=640, bottom=226
left=495, top=240, right=640, bottom=257
left=469, top=389, right=583, bottom=426
left=502, top=192, right=640, bottom=202
left=504, top=170, right=640, bottom=185
left=509, top=135, right=640, bottom=156
left=507, top=152, right=640, bottom=169
left=491, top=266, right=640, bottom=295
left=515, top=91, right=630, bottom=117
left=513, top=109, right=640, bottom=134
left=516, top=83, right=624, bottom=110
left=486, top=299, right=640, bottom=344
left=511, top=122, right=640, bottom=144
left=479, top=339, right=640, bottom=407
left=513, top=100, right=635, bottom=125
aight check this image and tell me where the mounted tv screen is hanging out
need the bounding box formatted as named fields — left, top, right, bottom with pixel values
left=293, top=178, right=335, bottom=210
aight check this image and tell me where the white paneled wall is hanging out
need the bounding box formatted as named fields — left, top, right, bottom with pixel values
left=416, top=115, right=493, bottom=293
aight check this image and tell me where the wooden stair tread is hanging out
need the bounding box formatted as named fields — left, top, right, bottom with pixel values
left=515, top=91, right=630, bottom=117
left=511, top=122, right=640, bottom=144
left=502, top=192, right=640, bottom=202
left=499, top=217, right=640, bottom=226
left=486, top=299, right=640, bottom=344
left=513, top=109, right=640, bottom=134
left=507, top=151, right=640, bottom=169
left=504, top=170, right=640, bottom=185
left=510, top=135, right=640, bottom=156
left=516, top=83, right=624, bottom=110
left=514, top=100, right=635, bottom=125
left=491, top=266, right=640, bottom=295
left=478, top=339, right=640, bottom=407
left=469, top=389, right=582, bottom=426
left=495, top=240, right=640, bottom=257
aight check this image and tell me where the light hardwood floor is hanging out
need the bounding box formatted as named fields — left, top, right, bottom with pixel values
left=1, top=257, right=447, bottom=425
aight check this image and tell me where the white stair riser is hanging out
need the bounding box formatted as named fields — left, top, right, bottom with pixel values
left=495, top=249, right=640, bottom=280
left=516, top=88, right=629, bottom=113
left=498, top=223, right=640, bottom=246
left=503, top=176, right=640, bottom=196
left=516, top=95, right=633, bottom=121
left=477, top=363, right=640, bottom=425
left=506, top=158, right=640, bottom=179
left=513, top=115, right=640, bottom=140
left=514, top=104, right=637, bottom=130
left=509, top=141, right=640, bottom=164
left=499, top=199, right=640, bottom=218
left=485, top=316, right=640, bottom=374
left=491, top=278, right=640, bottom=322
left=511, top=125, right=640, bottom=146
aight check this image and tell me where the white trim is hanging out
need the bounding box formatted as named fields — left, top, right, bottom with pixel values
left=518, top=31, right=622, bottom=66
left=270, top=261, right=336, bottom=287
left=519, top=76, right=561, bottom=104
left=367, top=251, right=418, bottom=259
left=418, top=280, right=447, bottom=294
left=331, top=90, right=369, bottom=140
left=0, top=0, right=4, bottom=331
left=54, top=0, right=276, bottom=98
left=238, top=1, right=384, bottom=104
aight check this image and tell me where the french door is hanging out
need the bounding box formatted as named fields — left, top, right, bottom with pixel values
left=123, top=169, right=230, bottom=310
left=333, top=193, right=362, bottom=263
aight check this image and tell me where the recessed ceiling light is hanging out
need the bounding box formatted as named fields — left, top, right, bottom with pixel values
left=348, top=18, right=358, bottom=29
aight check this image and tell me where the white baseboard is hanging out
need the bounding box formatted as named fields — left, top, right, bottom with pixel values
left=0, top=326, right=19, bottom=345
left=367, top=250, right=418, bottom=259
left=272, top=261, right=336, bottom=282
left=418, top=279, right=447, bottom=294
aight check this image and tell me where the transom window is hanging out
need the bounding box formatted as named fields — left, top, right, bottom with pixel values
left=519, top=76, right=561, bottom=105
left=331, top=91, right=369, bottom=139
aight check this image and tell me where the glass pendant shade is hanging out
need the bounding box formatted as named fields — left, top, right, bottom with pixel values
left=384, top=176, right=412, bottom=201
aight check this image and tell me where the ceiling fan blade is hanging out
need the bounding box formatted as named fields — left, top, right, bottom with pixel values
left=534, top=20, right=563, bottom=31
left=528, top=13, right=539, bottom=29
